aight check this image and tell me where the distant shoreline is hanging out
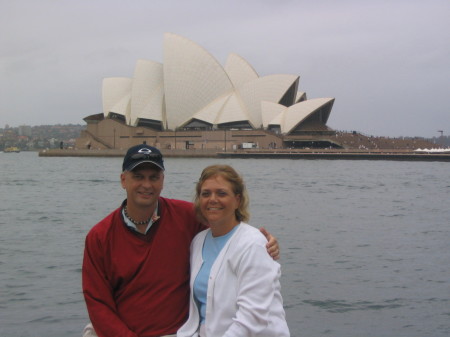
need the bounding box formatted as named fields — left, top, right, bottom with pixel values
left=38, top=148, right=450, bottom=162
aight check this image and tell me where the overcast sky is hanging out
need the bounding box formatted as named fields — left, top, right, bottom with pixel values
left=1, top=0, right=449, bottom=137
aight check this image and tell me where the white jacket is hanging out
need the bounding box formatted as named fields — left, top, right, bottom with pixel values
left=177, top=223, right=290, bottom=337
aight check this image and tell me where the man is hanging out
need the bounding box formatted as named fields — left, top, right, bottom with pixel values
left=82, top=144, right=279, bottom=337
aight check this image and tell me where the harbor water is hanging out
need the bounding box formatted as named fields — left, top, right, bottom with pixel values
left=1, top=152, right=449, bottom=337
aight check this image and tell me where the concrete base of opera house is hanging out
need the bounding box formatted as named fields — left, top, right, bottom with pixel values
left=38, top=148, right=218, bottom=158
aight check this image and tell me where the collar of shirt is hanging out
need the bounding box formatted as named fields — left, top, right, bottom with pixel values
left=121, top=202, right=159, bottom=235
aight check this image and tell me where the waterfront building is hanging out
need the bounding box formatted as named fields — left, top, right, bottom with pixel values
left=76, top=33, right=338, bottom=151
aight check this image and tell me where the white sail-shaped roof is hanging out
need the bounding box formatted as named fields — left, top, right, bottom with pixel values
left=189, top=93, right=232, bottom=125
left=295, top=91, right=307, bottom=103
left=269, top=111, right=284, bottom=127
left=237, top=74, right=299, bottom=128
left=224, top=53, right=259, bottom=89
left=102, top=77, right=132, bottom=120
left=281, top=98, right=335, bottom=133
left=216, top=93, right=250, bottom=125
left=163, top=33, right=234, bottom=129
left=137, top=84, right=165, bottom=125
left=261, top=101, right=286, bottom=128
left=130, top=59, right=164, bottom=126
left=100, top=33, right=335, bottom=134
left=110, top=94, right=131, bottom=123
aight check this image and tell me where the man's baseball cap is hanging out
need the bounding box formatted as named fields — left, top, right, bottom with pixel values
left=122, top=144, right=165, bottom=172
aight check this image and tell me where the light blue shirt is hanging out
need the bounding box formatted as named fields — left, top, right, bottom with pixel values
left=193, top=225, right=239, bottom=324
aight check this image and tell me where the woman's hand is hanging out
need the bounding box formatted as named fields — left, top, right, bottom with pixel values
left=259, top=227, right=280, bottom=260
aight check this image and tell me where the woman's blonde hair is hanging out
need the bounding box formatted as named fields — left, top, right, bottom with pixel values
left=194, top=165, right=250, bottom=223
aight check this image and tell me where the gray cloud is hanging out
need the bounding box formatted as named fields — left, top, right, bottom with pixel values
left=1, top=0, right=449, bottom=137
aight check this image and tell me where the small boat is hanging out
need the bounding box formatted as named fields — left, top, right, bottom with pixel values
left=4, top=147, right=21, bottom=153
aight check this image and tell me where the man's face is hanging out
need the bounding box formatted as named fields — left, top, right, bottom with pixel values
left=120, top=164, right=164, bottom=210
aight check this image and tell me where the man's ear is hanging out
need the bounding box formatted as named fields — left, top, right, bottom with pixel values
left=120, top=172, right=126, bottom=189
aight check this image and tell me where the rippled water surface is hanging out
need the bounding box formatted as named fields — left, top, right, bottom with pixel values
left=1, top=152, right=449, bottom=336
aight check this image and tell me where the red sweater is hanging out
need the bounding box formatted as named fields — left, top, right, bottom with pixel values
left=82, top=197, right=205, bottom=337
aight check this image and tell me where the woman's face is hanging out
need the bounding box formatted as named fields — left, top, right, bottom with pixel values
left=199, top=175, right=241, bottom=231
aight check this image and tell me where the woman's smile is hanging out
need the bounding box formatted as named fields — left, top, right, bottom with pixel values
left=200, top=175, right=240, bottom=233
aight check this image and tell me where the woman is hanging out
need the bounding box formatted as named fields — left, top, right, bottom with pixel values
left=178, top=165, right=290, bottom=337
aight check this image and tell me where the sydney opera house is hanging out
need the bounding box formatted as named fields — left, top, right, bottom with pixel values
left=76, top=33, right=338, bottom=151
